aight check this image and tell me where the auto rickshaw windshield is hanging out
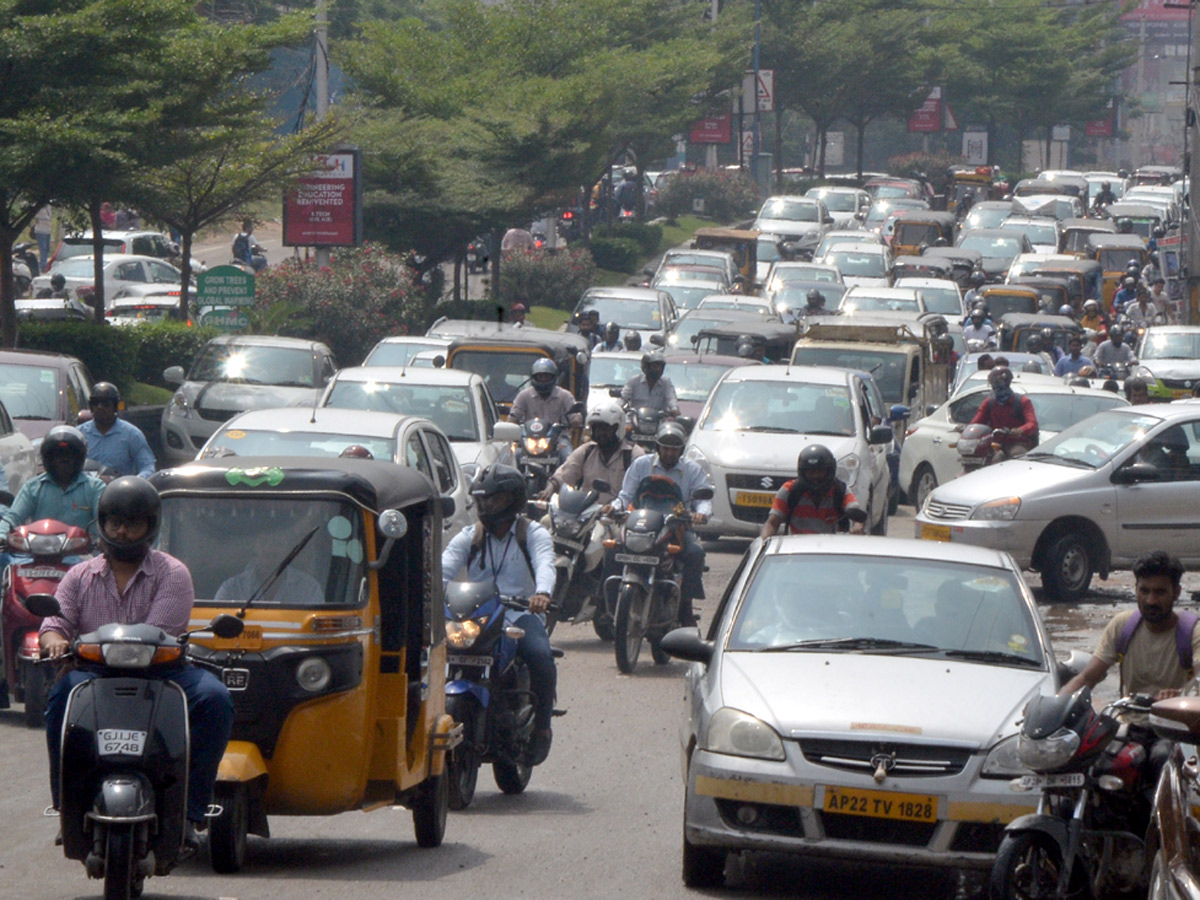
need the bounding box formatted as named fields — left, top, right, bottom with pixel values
left=158, top=496, right=368, bottom=607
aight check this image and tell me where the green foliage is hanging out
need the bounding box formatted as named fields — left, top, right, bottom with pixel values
left=499, top=247, right=597, bottom=312
left=657, top=171, right=760, bottom=224
left=251, top=243, right=429, bottom=366
left=17, top=322, right=135, bottom=389
left=887, top=152, right=966, bottom=195
left=589, top=237, right=641, bottom=274
left=594, top=222, right=662, bottom=256
left=123, top=321, right=221, bottom=389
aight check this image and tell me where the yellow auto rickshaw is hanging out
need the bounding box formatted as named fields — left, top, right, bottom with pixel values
left=1087, top=233, right=1149, bottom=309
left=890, top=211, right=956, bottom=258
left=155, top=458, right=461, bottom=872
left=1061, top=218, right=1116, bottom=257
left=978, top=285, right=1041, bottom=320
left=946, top=165, right=997, bottom=216
left=694, top=226, right=759, bottom=287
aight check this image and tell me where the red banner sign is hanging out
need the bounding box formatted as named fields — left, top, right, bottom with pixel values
left=283, top=152, right=360, bottom=247
left=1121, top=0, right=1189, bottom=21
left=690, top=114, right=731, bottom=144
left=908, top=88, right=942, bottom=134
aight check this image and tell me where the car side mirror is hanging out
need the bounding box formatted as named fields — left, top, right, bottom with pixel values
left=888, top=404, right=911, bottom=423
left=1112, top=462, right=1161, bottom=484
left=925, top=404, right=938, bottom=417
left=492, top=421, right=520, bottom=443
left=163, top=365, right=185, bottom=385
left=659, top=627, right=713, bottom=664
left=608, top=388, right=623, bottom=398
left=868, top=425, right=894, bottom=445
left=649, top=333, right=664, bottom=346
left=643, top=265, right=655, bottom=276
left=440, top=496, right=457, bottom=518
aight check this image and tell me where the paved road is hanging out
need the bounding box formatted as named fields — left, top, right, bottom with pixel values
left=0, top=505, right=1173, bottom=900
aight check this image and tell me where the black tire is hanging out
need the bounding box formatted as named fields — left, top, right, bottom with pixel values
left=22, top=660, right=47, bottom=728
left=888, top=481, right=900, bottom=516
left=912, top=464, right=938, bottom=510
left=209, top=782, right=248, bottom=874
left=650, top=634, right=670, bottom=665
left=445, top=695, right=480, bottom=811
left=682, top=832, right=725, bottom=888
left=592, top=614, right=614, bottom=641
left=614, top=583, right=646, bottom=674
left=103, top=824, right=135, bottom=900
left=493, top=758, right=532, bottom=795
left=412, top=769, right=449, bottom=848
left=870, top=505, right=888, bottom=536
left=1041, top=532, right=1094, bottom=603
left=990, top=831, right=1086, bottom=900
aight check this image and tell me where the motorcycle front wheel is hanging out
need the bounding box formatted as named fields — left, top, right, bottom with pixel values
left=103, top=823, right=139, bottom=900
left=991, top=831, right=1087, bottom=900
left=21, top=659, right=48, bottom=728
left=444, top=695, right=480, bottom=810
left=614, top=583, right=647, bottom=674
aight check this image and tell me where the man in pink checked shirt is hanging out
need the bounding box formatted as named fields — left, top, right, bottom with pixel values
left=39, top=477, right=233, bottom=854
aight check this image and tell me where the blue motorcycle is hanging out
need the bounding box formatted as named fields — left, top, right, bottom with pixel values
left=443, top=585, right=558, bottom=809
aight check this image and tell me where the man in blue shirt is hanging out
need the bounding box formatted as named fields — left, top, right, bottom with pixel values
left=1053, top=335, right=1095, bottom=377
left=442, top=464, right=558, bottom=764
left=77, top=383, right=155, bottom=478
left=1112, top=276, right=1137, bottom=317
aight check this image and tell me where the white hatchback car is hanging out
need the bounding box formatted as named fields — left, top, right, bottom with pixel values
left=684, top=366, right=893, bottom=538
left=28, top=254, right=184, bottom=320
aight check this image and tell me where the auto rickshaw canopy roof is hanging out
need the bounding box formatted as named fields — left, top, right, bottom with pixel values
left=429, top=319, right=591, bottom=363
left=893, top=210, right=957, bottom=229
left=1062, top=218, right=1116, bottom=235
left=1104, top=203, right=1163, bottom=221
left=1086, top=232, right=1148, bottom=252
left=997, top=312, right=1083, bottom=334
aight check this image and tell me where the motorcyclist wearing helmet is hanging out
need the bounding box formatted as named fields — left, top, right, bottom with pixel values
left=621, top=351, right=680, bottom=419
left=1092, top=181, right=1117, bottom=210
left=1080, top=298, right=1109, bottom=336
left=39, top=477, right=234, bottom=854
left=597, top=322, right=624, bottom=353
left=623, top=330, right=642, bottom=352
left=0, top=425, right=104, bottom=547
left=966, top=367, right=1039, bottom=462
left=77, top=382, right=155, bottom=478
left=1094, top=326, right=1137, bottom=371
left=962, top=306, right=997, bottom=349
left=1039, top=327, right=1063, bottom=363
left=543, top=402, right=644, bottom=508
left=509, top=358, right=583, bottom=464
left=616, top=422, right=712, bottom=626
left=1113, top=275, right=1138, bottom=317
left=802, top=288, right=831, bottom=320
left=441, top=464, right=557, bottom=764
left=1053, top=334, right=1095, bottom=377
left=1024, top=334, right=1055, bottom=373
left=760, top=444, right=866, bottom=537
left=963, top=271, right=987, bottom=310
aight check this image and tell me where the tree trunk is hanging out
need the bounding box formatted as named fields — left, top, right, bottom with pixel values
left=89, top=199, right=105, bottom=323
left=453, top=251, right=462, bottom=303
left=856, top=118, right=866, bottom=180
left=774, top=106, right=783, bottom=194
left=177, top=230, right=195, bottom=321
left=0, top=232, right=16, bottom=348
left=817, top=125, right=828, bottom=178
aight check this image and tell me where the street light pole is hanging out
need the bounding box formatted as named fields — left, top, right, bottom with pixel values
left=751, top=0, right=761, bottom=190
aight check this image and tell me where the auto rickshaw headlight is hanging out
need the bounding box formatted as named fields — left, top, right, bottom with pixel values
left=296, top=656, right=332, bottom=692
left=446, top=619, right=482, bottom=649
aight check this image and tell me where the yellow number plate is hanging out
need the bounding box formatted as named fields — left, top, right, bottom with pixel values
left=920, top=523, right=951, bottom=542
left=824, top=786, right=937, bottom=823
left=734, top=491, right=775, bottom=508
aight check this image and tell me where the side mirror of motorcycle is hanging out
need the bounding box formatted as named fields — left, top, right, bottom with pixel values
left=649, top=333, right=665, bottom=347
left=691, top=487, right=714, bottom=502
left=1149, top=696, right=1200, bottom=742
left=592, top=479, right=613, bottom=495
left=568, top=401, right=585, bottom=416
left=24, top=593, right=62, bottom=618
left=659, top=627, right=713, bottom=664
left=440, top=496, right=457, bottom=518
left=676, top=415, right=696, bottom=435
left=210, top=614, right=245, bottom=640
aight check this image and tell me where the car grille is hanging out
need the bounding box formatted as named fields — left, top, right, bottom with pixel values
left=819, top=812, right=936, bottom=847
left=1160, top=378, right=1199, bottom=391
left=799, top=738, right=971, bottom=777
left=923, top=499, right=971, bottom=521
left=949, top=822, right=1006, bottom=853
left=196, top=407, right=240, bottom=423
left=726, top=473, right=786, bottom=524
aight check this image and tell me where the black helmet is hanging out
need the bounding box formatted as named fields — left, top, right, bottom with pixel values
left=641, top=351, right=666, bottom=379
left=806, top=288, right=824, bottom=306
left=624, top=330, right=641, bottom=351
left=654, top=421, right=687, bottom=449
left=797, top=444, right=836, bottom=490
left=40, top=424, right=87, bottom=475
left=970, top=271, right=986, bottom=287
left=89, top=381, right=120, bottom=406
left=1153, top=226, right=1166, bottom=238
left=1116, top=217, right=1132, bottom=233
left=97, top=476, right=161, bottom=563
left=988, top=366, right=1014, bottom=389
left=1026, top=333, right=1043, bottom=352
left=604, top=321, right=620, bottom=339
left=470, top=464, right=526, bottom=531
left=50, top=273, right=65, bottom=289
left=1125, top=375, right=1151, bottom=400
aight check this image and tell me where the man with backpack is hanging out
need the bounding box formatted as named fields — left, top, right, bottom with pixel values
left=760, top=444, right=867, bottom=537
left=231, top=219, right=266, bottom=273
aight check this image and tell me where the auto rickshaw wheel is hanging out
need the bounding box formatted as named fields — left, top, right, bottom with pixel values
left=413, top=769, right=449, bottom=848
left=209, top=783, right=249, bottom=873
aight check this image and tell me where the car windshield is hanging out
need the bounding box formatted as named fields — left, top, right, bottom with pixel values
left=579, top=297, right=662, bottom=330
left=1027, top=410, right=1162, bottom=468
left=662, top=252, right=727, bottom=270
left=842, top=292, right=919, bottom=313
left=791, top=347, right=908, bottom=404
left=586, top=355, right=641, bottom=387
left=726, top=554, right=1043, bottom=667
left=910, top=285, right=961, bottom=315
left=159, top=497, right=366, bottom=608
left=825, top=251, right=887, bottom=277
left=0, top=363, right=59, bottom=419
left=57, top=239, right=123, bottom=262
left=768, top=266, right=840, bottom=287
left=671, top=364, right=733, bottom=403
left=1098, top=249, right=1142, bottom=270
left=758, top=199, right=819, bottom=222
left=757, top=238, right=784, bottom=265
left=700, top=381, right=854, bottom=435
left=451, top=350, right=538, bottom=405
left=363, top=340, right=445, bottom=367
left=1001, top=220, right=1057, bottom=246
left=809, top=191, right=857, bottom=212
left=189, top=344, right=314, bottom=387
left=655, top=284, right=716, bottom=310
left=324, top=381, right=479, bottom=441
left=873, top=185, right=916, bottom=199
left=963, top=206, right=1014, bottom=230
left=1141, top=332, right=1200, bottom=359
left=1028, top=392, right=1128, bottom=433
left=771, top=284, right=847, bottom=315
left=201, top=428, right=396, bottom=460
left=814, top=235, right=870, bottom=258
left=958, top=235, right=1023, bottom=257
left=699, top=298, right=769, bottom=314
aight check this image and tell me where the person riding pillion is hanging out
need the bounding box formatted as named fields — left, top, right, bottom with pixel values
left=509, top=358, right=583, bottom=464
left=966, top=366, right=1039, bottom=462
left=597, top=322, right=624, bottom=353
left=760, top=444, right=867, bottom=537
left=441, top=465, right=558, bottom=765
left=621, top=351, right=680, bottom=418
left=615, top=422, right=711, bottom=626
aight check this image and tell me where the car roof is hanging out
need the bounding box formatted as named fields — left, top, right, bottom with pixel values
left=762, top=533, right=1015, bottom=568
left=581, top=286, right=664, bottom=300
left=63, top=230, right=164, bottom=242
left=375, top=335, right=451, bottom=345
left=845, top=286, right=919, bottom=299
left=825, top=243, right=888, bottom=254
left=956, top=377, right=1129, bottom=400
left=51, top=253, right=171, bottom=267
left=894, top=277, right=959, bottom=289
left=1143, top=326, right=1200, bottom=335
left=206, top=334, right=329, bottom=350
left=717, top=365, right=850, bottom=386
left=0, top=349, right=83, bottom=367
left=217, top=407, right=429, bottom=438
left=331, top=365, right=479, bottom=386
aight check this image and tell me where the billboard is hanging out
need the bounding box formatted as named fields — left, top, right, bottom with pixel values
left=283, top=150, right=362, bottom=247
left=690, top=113, right=731, bottom=144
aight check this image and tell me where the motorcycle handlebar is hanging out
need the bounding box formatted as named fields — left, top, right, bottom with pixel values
left=499, top=595, right=561, bottom=613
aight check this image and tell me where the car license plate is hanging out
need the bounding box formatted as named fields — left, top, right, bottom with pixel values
left=823, top=786, right=937, bottom=823
left=920, top=523, right=951, bottom=542
left=447, top=653, right=490, bottom=668
left=1019, top=773, right=1085, bottom=789
left=615, top=553, right=659, bottom=565
left=222, top=668, right=250, bottom=691
left=16, top=567, right=64, bottom=580
left=734, top=491, right=775, bottom=508
left=97, top=729, right=147, bottom=757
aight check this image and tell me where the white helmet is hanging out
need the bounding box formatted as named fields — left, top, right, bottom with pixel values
left=587, top=402, right=625, bottom=430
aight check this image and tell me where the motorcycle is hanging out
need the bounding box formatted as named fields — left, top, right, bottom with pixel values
left=517, top=418, right=568, bottom=496
left=605, top=476, right=712, bottom=674
left=625, top=406, right=664, bottom=451
left=466, top=237, right=489, bottom=274
left=990, top=690, right=1154, bottom=900
left=26, top=593, right=244, bottom=900
left=1146, top=695, right=1200, bottom=900
left=530, top=480, right=610, bottom=638
left=443, top=586, right=561, bottom=810
left=0, top=517, right=91, bottom=727
left=956, top=423, right=999, bottom=473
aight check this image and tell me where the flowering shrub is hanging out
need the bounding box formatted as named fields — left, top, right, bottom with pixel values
left=499, top=246, right=597, bottom=311
left=656, top=169, right=761, bottom=223
left=252, top=243, right=430, bottom=365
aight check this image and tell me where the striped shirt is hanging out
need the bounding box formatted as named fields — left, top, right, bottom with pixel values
left=770, top=479, right=860, bottom=534
left=40, top=549, right=195, bottom=641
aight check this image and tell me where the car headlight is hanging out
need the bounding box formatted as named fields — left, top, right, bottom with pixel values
left=981, top=734, right=1029, bottom=777
left=1018, top=727, right=1080, bottom=772
left=685, top=444, right=711, bottom=475
left=704, top=707, right=786, bottom=761
left=169, top=391, right=192, bottom=419
left=836, top=452, right=860, bottom=486
left=1135, top=366, right=1156, bottom=381
left=972, top=497, right=1021, bottom=520
left=446, top=619, right=483, bottom=649
left=295, top=656, right=333, bottom=692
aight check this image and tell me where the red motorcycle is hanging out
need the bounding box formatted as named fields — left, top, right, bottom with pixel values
left=1, top=519, right=92, bottom=726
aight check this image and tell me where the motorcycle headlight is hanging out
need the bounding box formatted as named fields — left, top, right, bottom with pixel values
left=981, top=734, right=1029, bottom=777
left=525, top=437, right=550, bottom=454
left=624, top=531, right=657, bottom=554
left=704, top=707, right=786, bottom=761
left=1018, top=727, right=1080, bottom=772
left=972, top=497, right=1021, bottom=521
left=27, top=533, right=67, bottom=556
left=102, top=642, right=159, bottom=669
left=295, top=656, right=332, bottom=693
left=446, top=619, right=483, bottom=649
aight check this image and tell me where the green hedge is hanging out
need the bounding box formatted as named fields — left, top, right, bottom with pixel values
left=593, top=222, right=663, bottom=255
left=125, top=322, right=221, bottom=388
left=499, top=246, right=598, bottom=311
left=589, top=237, right=641, bottom=273
left=656, top=170, right=761, bottom=223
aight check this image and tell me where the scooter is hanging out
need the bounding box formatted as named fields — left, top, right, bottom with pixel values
left=956, top=423, right=998, bottom=474
left=625, top=406, right=663, bottom=452
left=26, top=593, right=243, bottom=900
left=530, top=481, right=610, bottom=637
left=0, top=517, right=90, bottom=727
left=443, top=586, right=561, bottom=810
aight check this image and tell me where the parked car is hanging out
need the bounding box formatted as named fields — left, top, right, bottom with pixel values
left=318, top=366, right=517, bottom=481
left=915, top=402, right=1200, bottom=601
left=684, top=365, right=893, bottom=538
left=0, top=349, right=94, bottom=444
left=160, top=335, right=337, bottom=465
left=47, top=230, right=177, bottom=268
left=0, top=397, right=37, bottom=494
left=667, top=534, right=1054, bottom=887
left=27, top=254, right=185, bottom=320
left=105, top=291, right=185, bottom=326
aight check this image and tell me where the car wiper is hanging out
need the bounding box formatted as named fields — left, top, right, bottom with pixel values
left=941, top=649, right=1043, bottom=667
left=745, top=425, right=801, bottom=433
left=1022, top=452, right=1096, bottom=468
left=760, top=637, right=940, bottom=653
